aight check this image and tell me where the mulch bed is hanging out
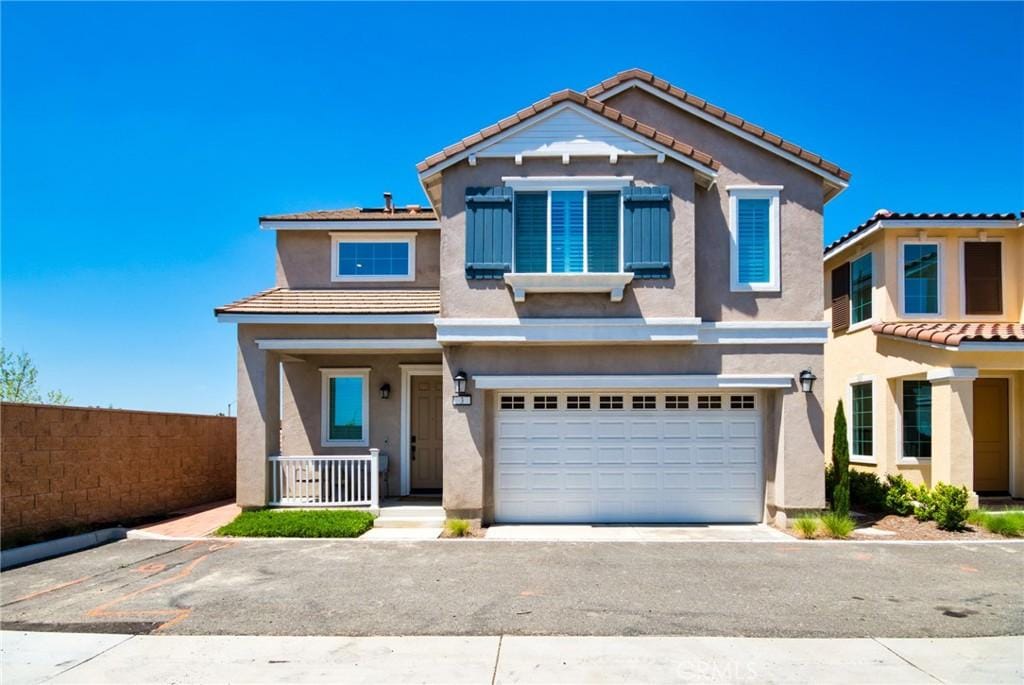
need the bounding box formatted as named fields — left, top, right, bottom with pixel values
left=779, top=512, right=1001, bottom=541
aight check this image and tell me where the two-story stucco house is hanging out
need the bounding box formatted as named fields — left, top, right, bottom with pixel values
left=216, top=69, right=852, bottom=526
left=823, top=211, right=1024, bottom=505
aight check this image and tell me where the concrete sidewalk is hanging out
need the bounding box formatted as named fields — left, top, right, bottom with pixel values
left=2, top=631, right=1020, bottom=684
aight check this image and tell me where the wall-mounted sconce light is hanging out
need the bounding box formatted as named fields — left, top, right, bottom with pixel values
left=452, top=369, right=472, bottom=406
left=799, top=369, right=816, bottom=394
left=379, top=383, right=391, bottom=400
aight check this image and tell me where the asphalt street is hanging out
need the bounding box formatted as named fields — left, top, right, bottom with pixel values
left=2, top=538, right=1022, bottom=637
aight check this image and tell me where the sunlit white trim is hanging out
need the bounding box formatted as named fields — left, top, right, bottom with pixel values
left=897, top=237, right=943, bottom=318
left=502, top=176, right=633, bottom=191
left=216, top=313, right=436, bottom=324
left=503, top=272, right=634, bottom=302
left=958, top=237, right=1006, bottom=319
left=823, top=218, right=1019, bottom=261
left=728, top=187, right=781, bottom=292
left=320, top=367, right=370, bottom=448
left=926, top=367, right=979, bottom=382
left=473, top=374, right=794, bottom=390
left=256, top=339, right=441, bottom=352
left=331, top=232, right=416, bottom=283
left=695, top=321, right=828, bottom=345
left=261, top=220, right=440, bottom=230
left=846, top=376, right=877, bottom=465
left=399, top=363, right=443, bottom=496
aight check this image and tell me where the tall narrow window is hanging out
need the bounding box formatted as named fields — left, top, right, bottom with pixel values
left=728, top=186, right=781, bottom=291
left=587, top=191, right=620, bottom=272
left=851, top=383, right=873, bottom=458
left=902, top=380, right=932, bottom=459
left=550, top=191, right=584, bottom=273
left=322, top=370, right=369, bottom=446
left=514, top=192, right=547, bottom=273
left=850, top=253, right=873, bottom=324
left=902, top=243, right=940, bottom=315
left=963, top=241, right=1003, bottom=315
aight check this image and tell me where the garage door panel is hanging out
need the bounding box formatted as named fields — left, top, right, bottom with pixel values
left=495, top=392, right=764, bottom=524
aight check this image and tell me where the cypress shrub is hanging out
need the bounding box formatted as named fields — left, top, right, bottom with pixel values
left=831, top=400, right=851, bottom=516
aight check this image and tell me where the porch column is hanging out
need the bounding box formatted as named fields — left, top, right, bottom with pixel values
left=927, top=367, right=978, bottom=507
left=235, top=330, right=281, bottom=508
left=440, top=348, right=484, bottom=521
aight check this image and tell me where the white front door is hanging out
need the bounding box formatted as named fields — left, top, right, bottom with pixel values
left=494, top=391, right=764, bottom=523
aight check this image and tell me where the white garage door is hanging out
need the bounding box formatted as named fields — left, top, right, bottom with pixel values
left=494, top=391, right=763, bottom=523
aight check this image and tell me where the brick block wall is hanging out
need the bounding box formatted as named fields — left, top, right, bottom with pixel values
left=2, top=403, right=235, bottom=544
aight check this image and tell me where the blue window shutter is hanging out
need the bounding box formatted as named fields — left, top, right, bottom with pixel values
left=736, top=198, right=770, bottom=283
left=587, top=191, right=620, bottom=272
left=623, top=185, right=671, bottom=279
left=465, top=187, right=513, bottom=280
left=514, top=192, right=547, bottom=272
left=550, top=191, right=584, bottom=273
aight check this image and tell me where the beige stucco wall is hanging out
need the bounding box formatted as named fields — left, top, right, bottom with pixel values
left=440, top=344, right=825, bottom=523
left=276, top=230, right=440, bottom=289
left=604, top=88, right=827, bottom=322
left=439, top=157, right=697, bottom=319
left=823, top=229, right=1024, bottom=497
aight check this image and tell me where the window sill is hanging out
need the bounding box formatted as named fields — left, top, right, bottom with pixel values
left=848, top=318, right=875, bottom=333
left=503, top=272, right=635, bottom=302
left=850, top=456, right=876, bottom=465
left=897, top=458, right=931, bottom=466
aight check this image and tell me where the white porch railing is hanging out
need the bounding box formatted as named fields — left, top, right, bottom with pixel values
left=269, top=449, right=379, bottom=509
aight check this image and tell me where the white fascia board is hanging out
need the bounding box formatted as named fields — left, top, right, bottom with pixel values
left=957, top=341, right=1024, bottom=352
left=502, top=176, right=634, bottom=191
left=215, top=313, right=437, bottom=324
left=823, top=219, right=1020, bottom=261
left=926, top=367, right=980, bottom=382
left=434, top=317, right=702, bottom=344
left=473, top=374, right=795, bottom=390
left=256, top=339, right=441, bottom=352
left=696, top=321, right=829, bottom=345
left=260, top=220, right=440, bottom=230
left=591, top=80, right=849, bottom=195
left=416, top=102, right=718, bottom=183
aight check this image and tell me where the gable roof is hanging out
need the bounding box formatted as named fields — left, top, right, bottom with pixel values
left=416, top=89, right=720, bottom=179
left=824, top=209, right=1022, bottom=259
left=586, top=68, right=852, bottom=191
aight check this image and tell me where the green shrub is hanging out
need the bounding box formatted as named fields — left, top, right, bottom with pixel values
left=969, top=511, right=1024, bottom=537
left=216, top=509, right=375, bottom=538
left=830, top=401, right=850, bottom=516
left=849, top=469, right=889, bottom=512
left=924, top=483, right=969, bottom=531
left=821, top=512, right=856, bottom=539
left=793, top=516, right=819, bottom=539
left=884, top=474, right=918, bottom=516
left=445, top=518, right=471, bottom=537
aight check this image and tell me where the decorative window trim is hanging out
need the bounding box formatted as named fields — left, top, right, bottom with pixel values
left=897, top=378, right=932, bottom=464
left=320, top=368, right=370, bottom=447
left=846, top=378, right=876, bottom=464
left=727, top=186, right=782, bottom=292
left=330, top=232, right=416, bottom=283
left=897, top=238, right=943, bottom=318
left=847, top=252, right=875, bottom=332
left=958, top=237, right=1005, bottom=319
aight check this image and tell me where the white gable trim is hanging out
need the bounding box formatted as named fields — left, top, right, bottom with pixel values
left=260, top=220, right=440, bottom=231
left=591, top=80, right=848, bottom=197
left=417, top=102, right=718, bottom=184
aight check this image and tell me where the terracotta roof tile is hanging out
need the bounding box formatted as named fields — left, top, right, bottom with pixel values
left=871, top=322, right=1024, bottom=347
left=215, top=288, right=440, bottom=316
left=824, top=210, right=1021, bottom=255
left=585, top=68, right=852, bottom=182
left=416, top=89, right=721, bottom=176
left=260, top=207, right=438, bottom=222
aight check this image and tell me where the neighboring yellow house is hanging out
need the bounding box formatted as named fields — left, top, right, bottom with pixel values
left=823, top=210, right=1023, bottom=505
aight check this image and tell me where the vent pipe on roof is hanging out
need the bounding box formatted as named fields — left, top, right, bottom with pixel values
left=383, top=192, right=394, bottom=214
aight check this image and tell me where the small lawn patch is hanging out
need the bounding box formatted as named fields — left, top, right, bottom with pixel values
left=968, top=510, right=1024, bottom=538
left=216, top=509, right=375, bottom=538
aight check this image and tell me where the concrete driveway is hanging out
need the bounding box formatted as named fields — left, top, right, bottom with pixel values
left=1, top=538, right=1022, bottom=637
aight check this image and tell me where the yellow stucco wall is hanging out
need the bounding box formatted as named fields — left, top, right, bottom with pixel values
left=823, top=226, right=1024, bottom=497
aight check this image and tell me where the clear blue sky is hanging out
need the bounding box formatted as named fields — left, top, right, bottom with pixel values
left=2, top=2, right=1021, bottom=414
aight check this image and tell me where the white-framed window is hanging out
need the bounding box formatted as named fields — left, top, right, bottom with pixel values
left=331, top=232, right=416, bottom=282
left=849, top=380, right=874, bottom=463
left=898, top=238, right=942, bottom=317
left=504, top=177, right=629, bottom=275
left=899, top=379, right=932, bottom=462
left=727, top=186, right=782, bottom=292
left=959, top=238, right=1004, bottom=317
left=320, top=368, right=370, bottom=446
left=849, top=252, right=873, bottom=328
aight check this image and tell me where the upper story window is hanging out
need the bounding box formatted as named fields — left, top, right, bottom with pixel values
left=849, top=253, right=873, bottom=325
left=727, top=186, right=781, bottom=292
left=513, top=190, right=621, bottom=274
left=331, top=232, right=416, bottom=283
left=900, top=241, right=940, bottom=315
left=962, top=240, right=1003, bottom=316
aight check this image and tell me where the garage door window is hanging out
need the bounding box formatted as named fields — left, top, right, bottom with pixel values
left=500, top=395, right=525, bottom=410
left=632, top=395, right=656, bottom=410
left=697, top=395, right=723, bottom=409
left=730, top=395, right=755, bottom=410
left=533, top=395, right=558, bottom=410
left=665, top=395, right=689, bottom=409
left=567, top=395, right=591, bottom=410
left=599, top=395, right=624, bottom=409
